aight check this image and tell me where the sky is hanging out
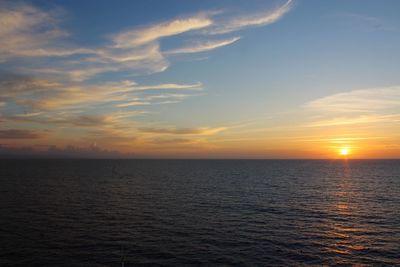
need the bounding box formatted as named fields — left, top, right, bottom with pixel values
left=0, top=0, right=400, bottom=158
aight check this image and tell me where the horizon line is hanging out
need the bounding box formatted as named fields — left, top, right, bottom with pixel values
left=1, top=157, right=399, bottom=160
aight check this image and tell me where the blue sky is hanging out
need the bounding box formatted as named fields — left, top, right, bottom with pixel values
left=1, top=0, right=400, bottom=158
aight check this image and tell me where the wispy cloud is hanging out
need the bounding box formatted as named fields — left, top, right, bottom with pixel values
left=0, top=2, right=67, bottom=59
left=139, top=127, right=226, bottom=135
left=0, top=144, right=136, bottom=158
left=0, top=75, right=61, bottom=97
left=304, top=87, right=400, bottom=114
left=164, top=36, right=240, bottom=54
left=115, top=101, right=150, bottom=108
left=0, top=2, right=99, bottom=60
left=305, top=114, right=400, bottom=128
left=205, top=0, right=293, bottom=34
left=111, top=15, right=213, bottom=48
left=1, top=1, right=293, bottom=81
left=23, top=43, right=168, bottom=81
left=303, top=86, right=400, bottom=127
left=148, top=137, right=200, bottom=145
left=130, top=82, right=202, bottom=91
left=0, top=3, right=170, bottom=78
left=0, top=75, right=201, bottom=111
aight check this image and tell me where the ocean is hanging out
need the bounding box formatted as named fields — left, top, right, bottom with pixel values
left=1, top=159, right=399, bottom=266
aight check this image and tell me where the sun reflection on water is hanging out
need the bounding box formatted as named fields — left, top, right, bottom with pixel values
left=324, top=161, right=370, bottom=259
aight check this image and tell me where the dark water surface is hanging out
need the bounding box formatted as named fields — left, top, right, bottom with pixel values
left=1, top=159, right=400, bottom=266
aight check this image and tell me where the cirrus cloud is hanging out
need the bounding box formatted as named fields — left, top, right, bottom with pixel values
left=139, top=127, right=226, bottom=135
left=205, top=0, right=293, bottom=34
left=303, top=86, right=400, bottom=127
left=164, top=36, right=241, bottom=55
left=111, top=15, right=213, bottom=48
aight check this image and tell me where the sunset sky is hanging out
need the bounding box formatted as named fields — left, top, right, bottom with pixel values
left=1, top=0, right=400, bottom=158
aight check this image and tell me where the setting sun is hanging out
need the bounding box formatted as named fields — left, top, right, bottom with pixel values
left=339, top=147, right=350, bottom=156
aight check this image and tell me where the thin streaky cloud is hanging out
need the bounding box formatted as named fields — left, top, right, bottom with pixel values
left=116, top=101, right=150, bottom=108
left=304, top=87, right=400, bottom=114
left=25, top=44, right=168, bottom=81
left=164, top=37, right=241, bottom=55
left=99, top=43, right=161, bottom=63
left=0, top=144, right=136, bottom=158
left=139, top=127, right=226, bottom=135
left=0, top=3, right=69, bottom=59
left=205, top=0, right=293, bottom=34
left=0, top=77, right=61, bottom=97
left=131, top=82, right=202, bottom=91
left=148, top=137, right=200, bottom=145
left=111, top=15, right=213, bottom=48
left=304, top=114, right=400, bottom=128
left=0, top=76, right=202, bottom=111
left=301, top=86, right=400, bottom=128
left=14, top=112, right=43, bottom=118
left=5, top=48, right=99, bottom=58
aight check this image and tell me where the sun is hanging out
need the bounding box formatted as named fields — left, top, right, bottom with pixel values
left=339, top=147, right=350, bottom=156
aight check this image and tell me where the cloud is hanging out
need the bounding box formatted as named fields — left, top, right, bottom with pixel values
left=5, top=109, right=146, bottom=130
left=116, top=101, right=150, bottom=108
left=68, top=115, right=111, bottom=127
left=111, top=15, right=213, bottom=48
left=164, top=36, right=240, bottom=54
left=304, top=87, right=400, bottom=114
left=3, top=113, right=109, bottom=127
left=305, top=114, right=400, bottom=128
left=46, top=145, right=136, bottom=158
left=129, top=82, right=202, bottom=91
left=303, top=86, right=400, bottom=127
left=0, top=2, right=103, bottom=60
left=149, top=137, right=198, bottom=145
left=86, top=43, right=169, bottom=78
left=0, top=75, right=61, bottom=98
left=7, top=48, right=98, bottom=58
left=0, top=2, right=69, bottom=59
left=0, top=75, right=201, bottom=111
left=1, top=1, right=294, bottom=82
left=20, top=66, right=117, bottom=82
left=139, top=127, right=226, bottom=135
left=0, top=129, right=41, bottom=139
left=0, top=1, right=293, bottom=83
left=68, top=67, right=119, bottom=82
left=29, top=81, right=200, bottom=110
left=24, top=47, right=167, bottom=81
left=0, top=2, right=169, bottom=78
left=144, top=93, right=192, bottom=100
left=206, top=0, right=293, bottom=34
left=0, top=144, right=136, bottom=158
left=21, top=44, right=167, bottom=81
